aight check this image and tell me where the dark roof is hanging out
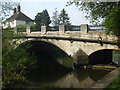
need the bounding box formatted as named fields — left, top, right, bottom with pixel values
left=4, top=12, right=33, bottom=23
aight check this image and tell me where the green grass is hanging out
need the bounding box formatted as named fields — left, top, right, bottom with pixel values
left=106, top=75, right=120, bottom=89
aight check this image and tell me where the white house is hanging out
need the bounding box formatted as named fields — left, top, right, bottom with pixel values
left=3, top=5, right=34, bottom=28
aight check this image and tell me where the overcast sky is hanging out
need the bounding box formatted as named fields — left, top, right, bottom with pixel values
left=11, top=0, right=91, bottom=25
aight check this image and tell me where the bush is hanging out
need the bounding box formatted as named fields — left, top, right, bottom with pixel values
left=30, top=24, right=40, bottom=31
left=2, top=28, right=28, bottom=88
left=16, top=25, right=27, bottom=32
left=2, top=43, right=38, bottom=88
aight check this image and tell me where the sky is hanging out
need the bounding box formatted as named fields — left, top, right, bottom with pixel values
left=9, top=0, right=91, bottom=25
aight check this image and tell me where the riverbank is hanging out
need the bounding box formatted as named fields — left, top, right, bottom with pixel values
left=106, top=75, right=120, bottom=89
left=88, top=67, right=120, bottom=88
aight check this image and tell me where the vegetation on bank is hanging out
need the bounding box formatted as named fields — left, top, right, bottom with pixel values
left=2, top=28, right=73, bottom=88
left=106, top=75, right=120, bottom=89
left=2, top=29, right=28, bottom=88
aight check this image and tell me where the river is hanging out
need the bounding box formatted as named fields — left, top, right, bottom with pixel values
left=15, top=68, right=111, bottom=88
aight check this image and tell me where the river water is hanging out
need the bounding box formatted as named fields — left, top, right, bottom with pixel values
left=17, top=68, right=111, bottom=88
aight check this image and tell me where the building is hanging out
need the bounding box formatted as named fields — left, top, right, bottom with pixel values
left=3, top=5, right=34, bottom=28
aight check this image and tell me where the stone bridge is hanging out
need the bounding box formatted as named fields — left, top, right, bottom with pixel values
left=14, top=24, right=120, bottom=65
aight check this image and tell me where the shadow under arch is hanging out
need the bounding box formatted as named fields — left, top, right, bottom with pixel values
left=14, top=40, right=74, bottom=83
left=88, top=49, right=113, bottom=65
left=88, top=49, right=120, bottom=81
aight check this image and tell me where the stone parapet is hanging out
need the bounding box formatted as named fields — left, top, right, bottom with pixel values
left=26, top=26, right=31, bottom=34
left=41, top=26, right=46, bottom=34
left=80, top=24, right=88, bottom=34
left=59, top=25, right=65, bottom=33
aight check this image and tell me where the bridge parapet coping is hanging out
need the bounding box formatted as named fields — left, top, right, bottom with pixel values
left=14, top=24, right=118, bottom=42
left=25, top=32, right=117, bottom=42
left=19, top=24, right=105, bottom=35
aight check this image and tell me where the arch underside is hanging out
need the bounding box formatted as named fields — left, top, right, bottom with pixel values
left=89, top=49, right=113, bottom=65
left=17, top=40, right=74, bottom=68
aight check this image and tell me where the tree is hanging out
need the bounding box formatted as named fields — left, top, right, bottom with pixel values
left=0, top=0, right=21, bottom=88
left=67, top=1, right=120, bottom=44
left=34, top=9, right=51, bottom=28
left=52, top=8, right=60, bottom=27
left=0, top=0, right=18, bottom=24
left=104, top=4, right=120, bottom=37
left=59, top=9, right=70, bottom=25
left=1, top=1, right=30, bottom=87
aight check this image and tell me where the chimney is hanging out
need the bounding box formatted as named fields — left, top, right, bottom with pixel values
left=17, top=5, right=21, bottom=12
left=13, top=8, right=17, bottom=14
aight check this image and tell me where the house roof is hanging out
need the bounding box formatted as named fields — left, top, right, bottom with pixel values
left=3, top=11, right=33, bottom=23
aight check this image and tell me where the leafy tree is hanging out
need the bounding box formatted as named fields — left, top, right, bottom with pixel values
left=34, top=9, right=51, bottom=28
left=52, top=8, right=60, bottom=27
left=67, top=1, right=120, bottom=44
left=30, top=24, right=39, bottom=31
left=0, top=0, right=18, bottom=23
left=59, top=9, right=70, bottom=25
left=0, top=1, right=18, bottom=87
left=2, top=35, right=38, bottom=88
left=67, top=1, right=117, bottom=22
left=1, top=1, right=28, bottom=86
left=2, top=28, right=22, bottom=87
left=104, top=5, right=120, bottom=36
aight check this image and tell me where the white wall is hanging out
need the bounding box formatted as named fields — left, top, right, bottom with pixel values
left=27, top=22, right=34, bottom=26
left=3, top=20, right=34, bottom=28
left=3, top=22, right=10, bottom=28
left=16, top=20, right=26, bottom=26
left=16, top=20, right=34, bottom=26
left=9, top=21, right=16, bottom=27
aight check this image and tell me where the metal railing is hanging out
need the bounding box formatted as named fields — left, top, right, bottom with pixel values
left=89, top=25, right=106, bottom=31
left=46, top=26, right=59, bottom=31
left=65, top=25, right=80, bottom=31
left=30, top=27, right=41, bottom=32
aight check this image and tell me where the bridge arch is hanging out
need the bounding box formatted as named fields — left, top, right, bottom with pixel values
left=17, top=40, right=74, bottom=68
left=88, top=49, right=119, bottom=65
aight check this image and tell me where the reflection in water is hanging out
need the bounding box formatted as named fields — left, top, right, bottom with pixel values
left=18, top=69, right=110, bottom=88
left=53, top=69, right=110, bottom=88
left=54, top=71, right=94, bottom=88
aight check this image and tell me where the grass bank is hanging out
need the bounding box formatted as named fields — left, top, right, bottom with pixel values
left=106, top=75, right=120, bottom=89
